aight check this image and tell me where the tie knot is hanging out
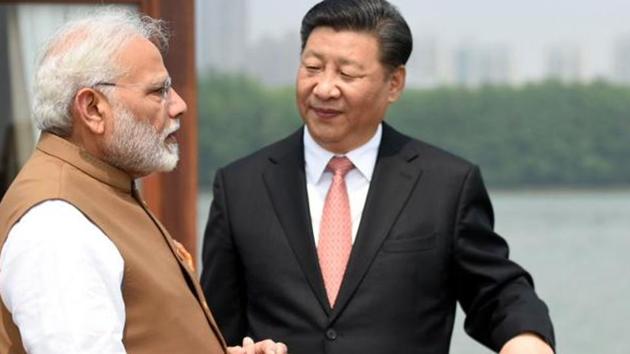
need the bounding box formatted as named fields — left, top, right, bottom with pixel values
left=327, top=156, right=354, bottom=177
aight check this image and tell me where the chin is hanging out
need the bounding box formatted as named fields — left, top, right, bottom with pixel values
left=161, top=155, right=179, bottom=172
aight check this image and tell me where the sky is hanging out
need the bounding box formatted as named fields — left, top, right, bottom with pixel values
left=248, top=0, right=630, bottom=81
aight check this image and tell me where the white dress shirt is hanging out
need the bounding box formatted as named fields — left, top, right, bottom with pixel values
left=304, top=124, right=382, bottom=244
left=0, top=200, right=127, bottom=354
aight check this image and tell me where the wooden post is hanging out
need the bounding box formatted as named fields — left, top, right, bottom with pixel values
left=140, top=0, right=199, bottom=261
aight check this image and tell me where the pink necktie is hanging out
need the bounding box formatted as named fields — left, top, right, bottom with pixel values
left=318, top=156, right=354, bottom=307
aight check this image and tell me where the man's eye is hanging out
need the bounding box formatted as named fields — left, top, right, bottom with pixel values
left=341, top=72, right=356, bottom=79
left=305, top=65, right=321, bottom=72
left=154, top=84, right=170, bottom=98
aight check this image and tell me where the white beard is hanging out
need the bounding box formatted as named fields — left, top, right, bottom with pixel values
left=103, top=104, right=179, bottom=176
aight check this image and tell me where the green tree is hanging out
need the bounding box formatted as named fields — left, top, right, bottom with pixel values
left=197, top=73, right=299, bottom=186
left=198, top=76, right=630, bottom=189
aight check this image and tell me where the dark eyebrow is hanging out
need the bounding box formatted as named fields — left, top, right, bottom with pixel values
left=301, top=50, right=322, bottom=61
left=302, top=49, right=364, bottom=70
left=338, top=58, right=364, bottom=71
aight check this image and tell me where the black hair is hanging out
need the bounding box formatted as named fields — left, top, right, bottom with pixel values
left=300, top=0, right=413, bottom=70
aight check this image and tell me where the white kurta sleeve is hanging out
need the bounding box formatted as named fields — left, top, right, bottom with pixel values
left=0, top=200, right=127, bottom=354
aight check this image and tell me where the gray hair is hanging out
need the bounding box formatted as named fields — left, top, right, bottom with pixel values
left=32, top=7, right=169, bottom=136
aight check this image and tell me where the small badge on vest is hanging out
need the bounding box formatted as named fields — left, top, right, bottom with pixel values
left=172, top=240, right=195, bottom=271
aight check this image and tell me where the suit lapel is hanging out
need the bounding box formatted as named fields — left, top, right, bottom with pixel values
left=263, top=129, right=332, bottom=315
left=330, top=124, right=423, bottom=321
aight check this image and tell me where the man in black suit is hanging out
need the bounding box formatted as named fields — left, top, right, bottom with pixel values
left=201, top=1, right=555, bottom=353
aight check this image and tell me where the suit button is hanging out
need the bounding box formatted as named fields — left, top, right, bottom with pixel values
left=326, top=329, right=337, bottom=341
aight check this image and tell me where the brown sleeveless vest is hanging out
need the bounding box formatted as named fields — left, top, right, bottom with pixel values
left=0, top=133, right=226, bottom=354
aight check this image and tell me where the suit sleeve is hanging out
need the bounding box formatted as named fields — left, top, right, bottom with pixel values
left=200, top=168, right=248, bottom=346
left=453, top=166, right=555, bottom=351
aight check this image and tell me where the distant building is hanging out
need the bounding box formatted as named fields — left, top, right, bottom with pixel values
left=245, top=31, right=300, bottom=87
left=612, top=34, right=630, bottom=85
left=479, top=45, right=513, bottom=85
left=196, top=0, right=248, bottom=75
left=406, top=36, right=444, bottom=88
left=545, top=44, right=583, bottom=83
left=452, top=41, right=514, bottom=87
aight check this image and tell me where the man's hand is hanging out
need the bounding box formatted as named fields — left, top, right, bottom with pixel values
left=499, top=333, right=553, bottom=354
left=227, top=336, right=288, bottom=354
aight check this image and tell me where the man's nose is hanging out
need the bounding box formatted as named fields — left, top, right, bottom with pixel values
left=168, top=88, right=188, bottom=117
left=313, top=73, right=341, bottom=100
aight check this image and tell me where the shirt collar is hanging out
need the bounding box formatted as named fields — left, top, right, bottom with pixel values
left=304, top=124, right=382, bottom=183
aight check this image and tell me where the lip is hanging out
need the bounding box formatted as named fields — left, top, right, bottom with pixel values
left=165, top=132, right=178, bottom=144
left=311, top=106, right=342, bottom=119
left=163, top=120, right=180, bottom=144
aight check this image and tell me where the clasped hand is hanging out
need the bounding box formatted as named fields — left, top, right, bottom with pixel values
left=227, top=336, right=288, bottom=354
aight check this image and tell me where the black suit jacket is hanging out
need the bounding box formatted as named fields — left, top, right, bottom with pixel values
left=201, top=123, right=554, bottom=354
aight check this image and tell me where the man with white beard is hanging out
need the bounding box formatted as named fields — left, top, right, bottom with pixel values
left=0, top=8, right=286, bottom=354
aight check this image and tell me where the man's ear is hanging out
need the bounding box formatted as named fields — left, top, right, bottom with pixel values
left=387, top=65, right=406, bottom=103
left=73, top=88, right=109, bottom=135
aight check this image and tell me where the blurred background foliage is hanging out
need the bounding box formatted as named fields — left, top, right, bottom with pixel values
left=198, top=74, right=630, bottom=189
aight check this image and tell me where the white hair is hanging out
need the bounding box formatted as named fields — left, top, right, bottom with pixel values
left=32, top=7, right=169, bottom=136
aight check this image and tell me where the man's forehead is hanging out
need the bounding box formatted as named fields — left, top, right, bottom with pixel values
left=115, top=36, right=168, bottom=81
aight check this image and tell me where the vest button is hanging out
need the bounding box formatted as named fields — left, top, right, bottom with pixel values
left=325, top=328, right=337, bottom=341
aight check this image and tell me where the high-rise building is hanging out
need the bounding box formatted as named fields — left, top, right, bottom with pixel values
left=612, top=34, right=630, bottom=84
left=406, top=36, right=447, bottom=88
left=245, top=31, right=300, bottom=87
left=452, top=41, right=514, bottom=87
left=545, top=44, right=583, bottom=83
left=478, top=44, right=513, bottom=85
left=196, top=0, right=248, bottom=75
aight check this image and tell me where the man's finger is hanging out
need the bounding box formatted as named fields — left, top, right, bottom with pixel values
left=242, top=337, right=256, bottom=354
left=255, top=339, right=278, bottom=354
left=226, top=346, right=245, bottom=354
left=275, top=342, right=288, bottom=354
left=242, top=336, right=255, bottom=346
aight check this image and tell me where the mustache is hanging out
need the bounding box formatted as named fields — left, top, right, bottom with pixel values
left=163, top=119, right=180, bottom=137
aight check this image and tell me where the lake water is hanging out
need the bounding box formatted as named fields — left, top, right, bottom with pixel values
left=197, top=189, right=630, bottom=353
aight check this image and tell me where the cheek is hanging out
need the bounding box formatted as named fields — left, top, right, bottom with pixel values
left=156, top=114, right=170, bottom=132
left=296, top=85, right=311, bottom=110
left=140, top=106, right=168, bottom=132
left=296, top=73, right=316, bottom=97
left=296, top=84, right=307, bottom=100
left=353, top=85, right=386, bottom=108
